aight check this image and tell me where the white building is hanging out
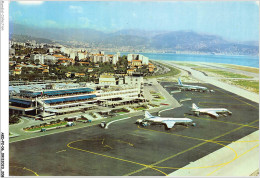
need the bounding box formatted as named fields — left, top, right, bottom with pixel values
left=99, top=75, right=116, bottom=85
left=48, top=48, right=54, bottom=54
left=125, top=75, right=144, bottom=89
left=44, top=55, right=58, bottom=65
left=142, top=56, right=149, bottom=65
left=9, top=48, right=15, bottom=56
left=96, top=85, right=144, bottom=107
left=77, top=52, right=87, bottom=60
left=112, top=54, right=119, bottom=65
left=30, top=54, right=45, bottom=64
left=103, top=55, right=110, bottom=63
left=127, top=54, right=149, bottom=65
left=69, top=52, right=76, bottom=60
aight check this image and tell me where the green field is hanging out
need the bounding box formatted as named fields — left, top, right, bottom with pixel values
left=133, top=107, right=147, bottom=111
left=231, top=80, right=259, bottom=93
left=117, top=112, right=128, bottom=114
left=223, top=64, right=259, bottom=74
left=25, top=122, right=68, bottom=131
left=195, top=68, right=253, bottom=78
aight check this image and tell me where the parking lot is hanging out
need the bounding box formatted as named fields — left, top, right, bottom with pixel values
left=9, top=82, right=259, bottom=176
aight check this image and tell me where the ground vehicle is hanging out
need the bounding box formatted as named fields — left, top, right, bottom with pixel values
left=40, top=128, right=46, bottom=132
left=83, top=119, right=92, bottom=123
left=100, top=121, right=106, bottom=128
left=136, top=119, right=143, bottom=124
left=142, top=121, right=148, bottom=127
left=66, top=122, right=75, bottom=127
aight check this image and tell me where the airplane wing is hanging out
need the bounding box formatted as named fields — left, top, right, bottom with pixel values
left=162, top=121, right=176, bottom=129
left=206, top=111, right=219, bottom=118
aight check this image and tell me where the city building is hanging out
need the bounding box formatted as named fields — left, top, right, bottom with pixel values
left=99, top=74, right=116, bottom=85
left=96, top=85, right=145, bottom=107
left=9, top=83, right=97, bottom=119
left=127, top=54, right=149, bottom=65
left=131, top=60, right=142, bottom=67
left=9, top=82, right=146, bottom=119
left=30, top=54, right=45, bottom=64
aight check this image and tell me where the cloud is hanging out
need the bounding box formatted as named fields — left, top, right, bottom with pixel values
left=17, top=1, right=44, bottom=5
left=255, top=1, right=259, bottom=6
left=69, top=5, right=83, bottom=13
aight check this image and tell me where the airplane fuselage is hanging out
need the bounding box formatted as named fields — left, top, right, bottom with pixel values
left=192, top=108, right=232, bottom=118
left=178, top=84, right=207, bottom=91
left=145, top=117, right=192, bottom=123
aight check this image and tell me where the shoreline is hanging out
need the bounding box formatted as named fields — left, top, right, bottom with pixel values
left=152, top=59, right=259, bottom=69
left=113, top=51, right=259, bottom=58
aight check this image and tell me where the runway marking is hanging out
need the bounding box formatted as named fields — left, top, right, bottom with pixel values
left=125, top=120, right=257, bottom=175
left=67, top=139, right=168, bottom=176
left=114, top=139, right=134, bottom=147
left=105, top=117, right=131, bottom=129
left=132, top=126, right=237, bottom=169
left=185, top=114, right=259, bottom=129
left=206, top=144, right=259, bottom=176
left=10, top=166, right=39, bottom=176
left=56, top=150, right=66, bottom=153
left=104, top=145, right=113, bottom=149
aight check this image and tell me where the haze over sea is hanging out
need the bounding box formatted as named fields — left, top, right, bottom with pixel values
left=118, top=53, right=259, bottom=68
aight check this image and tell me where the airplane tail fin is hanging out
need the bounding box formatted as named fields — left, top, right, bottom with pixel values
left=192, top=103, right=199, bottom=110
left=145, top=111, right=153, bottom=119
left=178, top=78, right=183, bottom=86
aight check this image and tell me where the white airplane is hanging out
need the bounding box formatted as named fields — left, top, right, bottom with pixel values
left=191, top=103, right=232, bottom=118
left=177, top=78, right=208, bottom=92
left=142, top=111, right=193, bottom=129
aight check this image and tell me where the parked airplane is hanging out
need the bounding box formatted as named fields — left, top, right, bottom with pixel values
left=191, top=103, right=232, bottom=118
left=177, top=78, right=208, bottom=92
left=140, top=111, right=193, bottom=129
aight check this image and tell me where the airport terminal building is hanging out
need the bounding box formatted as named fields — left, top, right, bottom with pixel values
left=9, top=81, right=145, bottom=119
left=9, top=84, right=97, bottom=119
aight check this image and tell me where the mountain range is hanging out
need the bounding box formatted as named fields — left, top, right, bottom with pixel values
left=9, top=22, right=259, bottom=55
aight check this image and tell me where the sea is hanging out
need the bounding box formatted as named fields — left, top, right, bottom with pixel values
left=111, top=52, right=259, bottom=68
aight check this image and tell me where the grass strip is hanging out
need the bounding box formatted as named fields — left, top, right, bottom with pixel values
left=26, top=122, right=68, bottom=131
left=223, top=64, right=259, bottom=74
left=230, top=80, right=259, bottom=93
left=195, top=68, right=253, bottom=78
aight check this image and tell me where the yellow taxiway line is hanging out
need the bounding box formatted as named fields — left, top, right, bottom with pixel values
left=125, top=119, right=258, bottom=175
left=206, top=144, right=259, bottom=176
left=10, top=166, right=39, bottom=176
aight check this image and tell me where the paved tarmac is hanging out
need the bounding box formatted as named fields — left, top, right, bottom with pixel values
left=9, top=83, right=259, bottom=176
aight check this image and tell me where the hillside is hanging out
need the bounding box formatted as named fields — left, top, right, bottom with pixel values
left=9, top=22, right=259, bottom=55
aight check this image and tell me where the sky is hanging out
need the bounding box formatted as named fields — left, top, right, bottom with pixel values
left=9, top=1, right=259, bottom=42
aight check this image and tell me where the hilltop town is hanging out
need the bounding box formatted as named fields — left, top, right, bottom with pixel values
left=9, top=40, right=156, bottom=83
